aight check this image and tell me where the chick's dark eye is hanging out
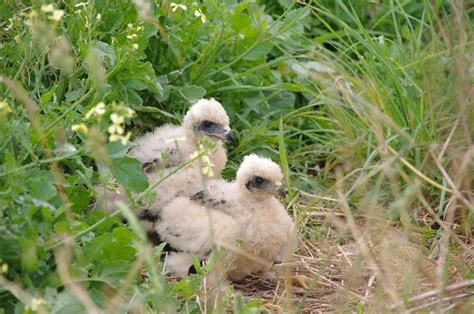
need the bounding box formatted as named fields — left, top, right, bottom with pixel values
left=254, top=176, right=264, bottom=185
left=202, top=120, right=213, bottom=129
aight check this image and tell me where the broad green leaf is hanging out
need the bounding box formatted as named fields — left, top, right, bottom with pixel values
left=110, top=157, right=149, bottom=192
left=26, top=170, right=57, bottom=202
left=180, top=85, right=207, bottom=101
left=101, top=9, right=124, bottom=33
left=107, top=141, right=134, bottom=159
left=66, top=185, right=90, bottom=213
left=231, top=14, right=252, bottom=32
left=50, top=291, right=85, bottom=314
left=93, top=261, right=131, bottom=289
left=94, top=41, right=116, bottom=68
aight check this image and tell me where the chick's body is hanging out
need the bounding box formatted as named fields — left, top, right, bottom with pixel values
left=228, top=196, right=294, bottom=280
left=156, top=155, right=296, bottom=280
left=129, top=124, right=187, bottom=169
left=129, top=124, right=228, bottom=176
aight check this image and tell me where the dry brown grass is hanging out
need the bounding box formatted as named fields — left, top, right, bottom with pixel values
left=231, top=236, right=472, bottom=312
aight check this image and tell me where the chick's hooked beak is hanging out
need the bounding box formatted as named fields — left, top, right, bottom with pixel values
left=277, top=186, right=288, bottom=197
left=274, top=181, right=288, bottom=197
left=225, top=130, right=235, bottom=142
left=209, top=124, right=234, bottom=142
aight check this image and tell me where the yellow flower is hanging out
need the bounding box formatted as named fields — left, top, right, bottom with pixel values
left=49, top=9, right=65, bottom=21
left=1, top=263, right=8, bottom=273
left=0, top=99, right=12, bottom=114
left=31, top=298, right=46, bottom=311
left=202, top=155, right=211, bottom=164
left=132, top=43, right=139, bottom=50
left=170, top=3, right=187, bottom=12
left=108, top=123, right=124, bottom=135
left=96, top=13, right=101, bottom=20
left=110, top=113, right=125, bottom=125
left=109, top=131, right=131, bottom=145
left=194, top=9, right=206, bottom=23
left=124, top=107, right=135, bottom=118
left=41, top=4, right=54, bottom=12
left=71, top=123, right=89, bottom=134
left=378, top=35, right=384, bottom=45
left=201, top=155, right=215, bottom=177
left=201, top=164, right=214, bottom=177
left=95, top=102, right=106, bottom=115
left=29, top=10, right=38, bottom=18
left=85, top=102, right=106, bottom=120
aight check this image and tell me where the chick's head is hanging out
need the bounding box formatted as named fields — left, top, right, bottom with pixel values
left=236, top=154, right=287, bottom=200
left=183, top=98, right=234, bottom=143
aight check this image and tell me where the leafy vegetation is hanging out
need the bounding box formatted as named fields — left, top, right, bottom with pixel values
left=0, top=0, right=472, bottom=312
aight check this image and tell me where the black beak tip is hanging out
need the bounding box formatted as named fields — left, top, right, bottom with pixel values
left=225, top=130, right=235, bottom=142
left=278, top=186, right=288, bottom=197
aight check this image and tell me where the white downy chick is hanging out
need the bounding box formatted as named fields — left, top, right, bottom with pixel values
left=155, top=154, right=297, bottom=280
left=95, top=98, right=234, bottom=222
left=141, top=98, right=234, bottom=219
left=130, top=98, right=233, bottom=175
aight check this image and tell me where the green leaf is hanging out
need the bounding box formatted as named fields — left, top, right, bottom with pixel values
left=65, top=89, right=82, bottom=101
left=19, top=237, right=38, bottom=272
left=231, top=14, right=252, bottom=32
left=107, top=141, right=134, bottom=159
left=123, top=89, right=143, bottom=106
left=50, top=291, right=85, bottom=314
left=137, top=106, right=177, bottom=119
left=281, top=7, right=310, bottom=30
left=26, top=170, right=57, bottom=202
left=234, top=293, right=245, bottom=314
left=93, top=261, right=132, bottom=289
left=179, top=85, right=207, bottom=101
left=66, top=185, right=90, bottom=213
left=94, top=41, right=116, bottom=68
left=277, top=0, right=293, bottom=8
left=101, top=9, right=124, bottom=33
left=110, top=156, right=149, bottom=192
left=0, top=227, right=20, bottom=264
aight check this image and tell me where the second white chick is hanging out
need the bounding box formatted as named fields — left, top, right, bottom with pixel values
left=155, top=154, right=296, bottom=280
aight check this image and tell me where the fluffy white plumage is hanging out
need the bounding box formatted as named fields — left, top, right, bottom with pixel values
left=130, top=98, right=231, bottom=175
left=140, top=98, right=232, bottom=216
left=156, top=154, right=297, bottom=280
left=96, top=98, right=233, bottom=221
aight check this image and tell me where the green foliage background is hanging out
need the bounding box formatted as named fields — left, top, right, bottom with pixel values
left=0, top=0, right=472, bottom=312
